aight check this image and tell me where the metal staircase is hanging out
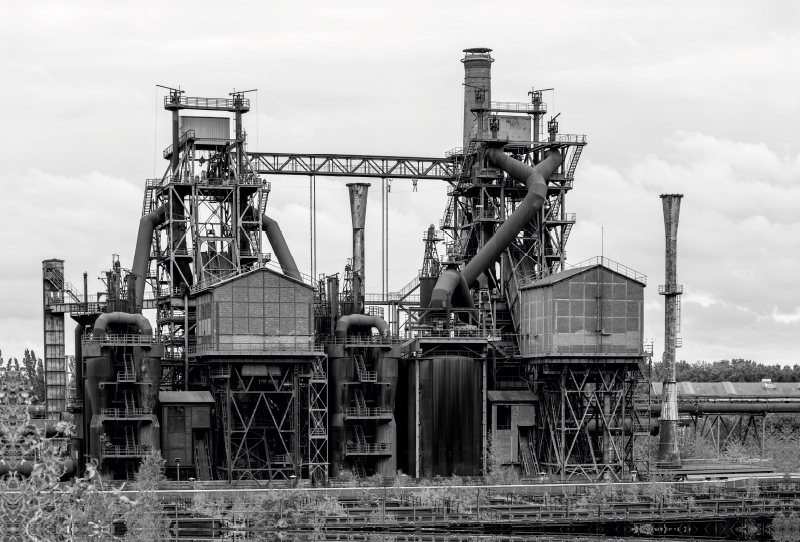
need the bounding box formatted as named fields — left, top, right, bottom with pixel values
left=354, top=388, right=368, bottom=411
left=124, top=425, right=136, bottom=448
left=194, top=436, right=213, bottom=480
left=566, top=145, right=583, bottom=180
left=117, top=354, right=136, bottom=383
left=355, top=354, right=377, bottom=383
left=123, top=389, right=136, bottom=414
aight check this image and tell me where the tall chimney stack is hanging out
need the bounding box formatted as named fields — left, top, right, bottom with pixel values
left=347, top=183, right=370, bottom=314
left=461, top=48, right=493, bottom=151
left=658, top=194, right=684, bottom=465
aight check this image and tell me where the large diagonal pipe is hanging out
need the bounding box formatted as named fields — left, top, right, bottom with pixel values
left=132, top=205, right=166, bottom=310
left=430, top=148, right=562, bottom=308
left=257, top=211, right=302, bottom=281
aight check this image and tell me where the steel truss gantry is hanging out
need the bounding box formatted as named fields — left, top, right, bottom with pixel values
left=525, top=358, right=644, bottom=481
left=249, top=153, right=456, bottom=180
left=210, top=355, right=328, bottom=484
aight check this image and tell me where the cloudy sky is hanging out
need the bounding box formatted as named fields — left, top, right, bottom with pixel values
left=1, top=1, right=797, bottom=365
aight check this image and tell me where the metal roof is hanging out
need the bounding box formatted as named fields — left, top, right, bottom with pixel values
left=487, top=390, right=537, bottom=403
left=651, top=381, right=800, bottom=398
left=158, top=390, right=215, bottom=404
left=522, top=261, right=647, bottom=290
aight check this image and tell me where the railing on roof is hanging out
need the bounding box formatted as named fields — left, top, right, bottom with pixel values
left=566, top=256, right=647, bottom=285
left=489, top=101, right=545, bottom=113
left=164, top=96, right=249, bottom=111
left=554, top=134, right=587, bottom=143
left=190, top=259, right=315, bottom=294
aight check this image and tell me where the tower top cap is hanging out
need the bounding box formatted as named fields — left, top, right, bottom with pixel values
left=659, top=194, right=684, bottom=198
left=463, top=47, right=492, bottom=54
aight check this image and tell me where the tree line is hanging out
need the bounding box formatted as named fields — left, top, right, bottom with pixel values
left=649, top=358, right=800, bottom=383
left=0, top=349, right=46, bottom=404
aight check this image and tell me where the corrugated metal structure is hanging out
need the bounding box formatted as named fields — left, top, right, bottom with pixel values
left=516, top=263, right=644, bottom=356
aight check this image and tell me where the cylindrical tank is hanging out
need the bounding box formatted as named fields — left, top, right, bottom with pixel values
left=462, top=48, right=493, bottom=150
left=374, top=349, right=399, bottom=477
left=328, top=356, right=351, bottom=478
left=418, top=356, right=483, bottom=477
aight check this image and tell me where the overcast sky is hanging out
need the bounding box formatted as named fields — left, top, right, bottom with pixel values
left=0, top=1, right=797, bottom=366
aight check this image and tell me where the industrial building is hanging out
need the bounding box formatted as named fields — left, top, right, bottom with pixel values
left=40, top=48, right=673, bottom=484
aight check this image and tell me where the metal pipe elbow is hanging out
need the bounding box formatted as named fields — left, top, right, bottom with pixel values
left=335, top=314, right=390, bottom=339
left=92, top=311, right=153, bottom=337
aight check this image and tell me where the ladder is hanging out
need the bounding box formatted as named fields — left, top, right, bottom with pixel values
left=126, top=461, right=136, bottom=481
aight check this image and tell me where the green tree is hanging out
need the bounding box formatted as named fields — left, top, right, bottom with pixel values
left=123, top=450, right=171, bottom=541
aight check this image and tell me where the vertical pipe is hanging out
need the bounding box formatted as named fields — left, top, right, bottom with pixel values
left=83, top=272, right=88, bottom=304
left=658, top=194, right=683, bottom=465
left=347, top=183, right=370, bottom=313
left=226, top=367, right=232, bottom=483
left=415, top=358, right=420, bottom=478
left=184, top=293, right=189, bottom=391
left=381, top=178, right=385, bottom=299
left=385, top=179, right=389, bottom=299
left=171, top=106, right=179, bottom=175
left=482, top=359, right=487, bottom=476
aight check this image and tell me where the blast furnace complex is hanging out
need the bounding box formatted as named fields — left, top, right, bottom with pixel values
left=42, top=48, right=663, bottom=484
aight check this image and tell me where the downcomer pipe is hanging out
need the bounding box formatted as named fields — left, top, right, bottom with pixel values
left=335, top=314, right=390, bottom=339
left=429, top=148, right=562, bottom=308
left=92, top=311, right=153, bottom=337
left=258, top=211, right=302, bottom=281
left=132, top=205, right=166, bottom=309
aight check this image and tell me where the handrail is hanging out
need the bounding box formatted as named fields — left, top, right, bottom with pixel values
left=101, top=444, right=152, bottom=458
left=82, top=333, right=159, bottom=345
left=344, top=407, right=393, bottom=418
left=345, top=442, right=392, bottom=454
left=189, top=342, right=323, bottom=354
left=100, top=408, right=150, bottom=418
left=164, top=95, right=249, bottom=111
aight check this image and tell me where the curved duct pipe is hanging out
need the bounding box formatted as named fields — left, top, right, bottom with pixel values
left=335, top=314, right=390, bottom=339
left=92, top=311, right=153, bottom=338
left=258, top=211, right=302, bottom=282
left=430, top=148, right=562, bottom=308
left=132, top=205, right=166, bottom=309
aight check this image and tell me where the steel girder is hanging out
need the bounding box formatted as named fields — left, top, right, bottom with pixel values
left=249, top=153, right=456, bottom=180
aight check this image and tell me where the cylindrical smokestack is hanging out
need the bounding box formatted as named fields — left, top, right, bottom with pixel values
left=347, top=183, right=370, bottom=313
left=462, top=48, right=493, bottom=151
left=658, top=194, right=684, bottom=465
